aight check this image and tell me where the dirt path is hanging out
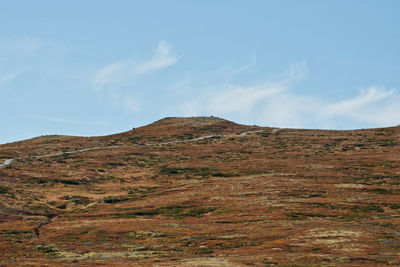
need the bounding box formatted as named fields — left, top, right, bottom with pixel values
left=0, top=129, right=274, bottom=168
left=0, top=159, right=13, bottom=167
left=147, top=134, right=224, bottom=146
left=32, top=145, right=123, bottom=159
left=239, top=130, right=266, bottom=136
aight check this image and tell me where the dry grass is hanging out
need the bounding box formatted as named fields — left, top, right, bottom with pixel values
left=0, top=117, right=399, bottom=266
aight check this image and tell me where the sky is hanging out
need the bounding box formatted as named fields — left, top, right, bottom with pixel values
left=1, top=0, right=400, bottom=144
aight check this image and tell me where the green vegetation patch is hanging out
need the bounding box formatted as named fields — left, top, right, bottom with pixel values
left=25, top=177, right=48, bottom=184
left=309, top=203, right=341, bottom=209
left=365, top=188, right=399, bottom=195
left=104, top=196, right=129, bottom=203
left=115, top=205, right=217, bottom=219
left=257, top=132, right=271, bottom=138
left=104, top=187, right=160, bottom=204
left=56, top=203, right=67, bottom=209
left=106, top=162, right=126, bottom=167
left=35, top=244, right=60, bottom=257
left=160, top=166, right=236, bottom=178
left=377, top=140, right=397, bottom=147
left=351, top=204, right=384, bottom=213
left=387, top=204, right=400, bottom=209
left=287, top=212, right=332, bottom=220
left=54, top=179, right=81, bottom=185
left=339, top=213, right=364, bottom=221
left=126, top=136, right=143, bottom=143
left=127, top=231, right=167, bottom=239
left=0, top=230, right=32, bottom=241
left=24, top=177, right=82, bottom=185
left=198, top=247, right=214, bottom=255
left=0, top=185, right=10, bottom=194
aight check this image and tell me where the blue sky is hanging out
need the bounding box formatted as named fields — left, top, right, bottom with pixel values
left=1, top=1, right=399, bottom=144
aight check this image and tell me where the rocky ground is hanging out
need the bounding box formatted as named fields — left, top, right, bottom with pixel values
left=0, top=117, right=399, bottom=266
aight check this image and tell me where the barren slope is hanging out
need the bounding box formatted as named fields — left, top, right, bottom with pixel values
left=1, top=116, right=400, bottom=266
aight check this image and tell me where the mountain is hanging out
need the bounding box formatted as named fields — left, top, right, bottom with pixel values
left=1, top=117, right=399, bottom=266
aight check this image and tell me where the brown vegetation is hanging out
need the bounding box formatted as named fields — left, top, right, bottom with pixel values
left=0, top=116, right=399, bottom=266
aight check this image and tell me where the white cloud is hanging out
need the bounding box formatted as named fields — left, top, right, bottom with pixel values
left=180, top=62, right=309, bottom=120
left=0, top=36, right=43, bottom=53
left=0, top=36, right=42, bottom=87
left=321, top=87, right=400, bottom=126
left=108, top=92, right=141, bottom=113
left=323, top=87, right=395, bottom=116
left=177, top=62, right=400, bottom=129
left=182, top=83, right=286, bottom=116
left=133, top=41, right=178, bottom=75
left=0, top=70, right=23, bottom=85
left=283, top=61, right=309, bottom=82
left=257, top=93, right=321, bottom=128
left=222, top=53, right=257, bottom=77
left=87, top=40, right=398, bottom=129
left=90, top=60, right=128, bottom=91
left=169, top=55, right=258, bottom=94
left=91, top=41, right=179, bottom=91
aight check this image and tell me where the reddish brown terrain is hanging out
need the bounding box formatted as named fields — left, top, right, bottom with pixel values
left=0, top=116, right=399, bottom=266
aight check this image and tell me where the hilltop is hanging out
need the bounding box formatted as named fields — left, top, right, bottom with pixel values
left=0, top=117, right=400, bottom=266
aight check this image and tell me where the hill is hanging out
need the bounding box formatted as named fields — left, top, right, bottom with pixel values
left=1, top=117, right=400, bottom=266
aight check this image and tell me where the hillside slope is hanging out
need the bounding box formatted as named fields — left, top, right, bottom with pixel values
left=1, top=117, right=400, bottom=266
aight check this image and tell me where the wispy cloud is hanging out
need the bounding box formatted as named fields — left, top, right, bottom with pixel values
left=176, top=62, right=399, bottom=129
left=108, top=93, right=141, bottom=113
left=221, top=53, right=258, bottom=78
left=323, top=87, right=395, bottom=116
left=321, top=87, right=400, bottom=126
left=91, top=41, right=179, bottom=91
left=179, top=62, right=309, bottom=122
left=82, top=39, right=400, bottom=129
left=29, top=116, right=111, bottom=126
left=134, top=41, right=179, bottom=75
left=0, top=35, right=43, bottom=53
left=283, top=61, right=309, bottom=82
left=0, top=70, right=23, bottom=85
left=0, top=36, right=42, bottom=88
left=182, top=83, right=286, bottom=116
